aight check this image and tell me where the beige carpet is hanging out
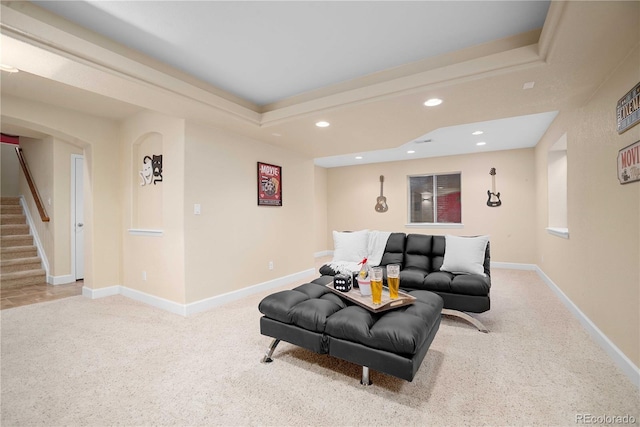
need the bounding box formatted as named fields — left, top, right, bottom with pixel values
left=1, top=269, right=638, bottom=426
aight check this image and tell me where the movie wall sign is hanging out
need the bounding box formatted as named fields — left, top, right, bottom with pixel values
left=617, top=81, right=640, bottom=134
left=257, top=162, right=282, bottom=206
left=618, top=140, right=640, bottom=184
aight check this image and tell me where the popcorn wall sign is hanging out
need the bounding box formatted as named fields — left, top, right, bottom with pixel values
left=257, top=162, right=282, bottom=206
left=617, top=140, right=640, bottom=184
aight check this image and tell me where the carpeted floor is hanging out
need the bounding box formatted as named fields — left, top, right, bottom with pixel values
left=1, top=269, right=638, bottom=426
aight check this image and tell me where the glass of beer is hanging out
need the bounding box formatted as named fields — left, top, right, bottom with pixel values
left=371, top=267, right=383, bottom=305
left=387, top=264, right=400, bottom=299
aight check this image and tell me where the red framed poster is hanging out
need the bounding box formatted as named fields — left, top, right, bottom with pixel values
left=257, top=162, right=282, bottom=206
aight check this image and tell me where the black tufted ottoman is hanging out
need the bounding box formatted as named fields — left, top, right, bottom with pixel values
left=258, top=281, right=443, bottom=384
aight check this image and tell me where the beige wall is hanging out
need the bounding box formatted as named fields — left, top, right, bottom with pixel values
left=120, top=111, right=186, bottom=303
left=19, top=136, right=55, bottom=271
left=184, top=122, right=315, bottom=303
left=52, top=138, right=83, bottom=277
left=314, top=165, right=328, bottom=253
left=1, top=143, right=21, bottom=196
left=535, top=44, right=640, bottom=368
left=18, top=135, right=83, bottom=279
left=2, top=96, right=122, bottom=290
left=325, top=147, right=537, bottom=264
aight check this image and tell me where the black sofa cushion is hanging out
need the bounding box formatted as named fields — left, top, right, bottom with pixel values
left=325, top=290, right=442, bottom=355
left=399, top=268, right=429, bottom=290
left=258, top=283, right=346, bottom=332
left=378, top=232, right=406, bottom=266
left=404, top=234, right=433, bottom=271
left=431, top=235, right=446, bottom=271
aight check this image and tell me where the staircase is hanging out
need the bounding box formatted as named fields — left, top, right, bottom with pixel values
left=1, top=197, right=46, bottom=289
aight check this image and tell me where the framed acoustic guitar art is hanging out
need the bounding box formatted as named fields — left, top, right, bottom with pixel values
left=375, top=175, right=388, bottom=212
left=487, top=168, right=502, bottom=207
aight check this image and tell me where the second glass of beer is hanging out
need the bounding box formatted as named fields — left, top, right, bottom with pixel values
left=387, top=264, right=400, bottom=299
left=370, top=267, right=383, bottom=305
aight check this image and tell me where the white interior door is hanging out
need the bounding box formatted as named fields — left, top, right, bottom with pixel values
left=73, top=155, right=84, bottom=280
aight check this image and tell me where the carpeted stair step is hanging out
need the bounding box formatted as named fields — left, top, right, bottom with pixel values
left=0, top=198, right=46, bottom=289
left=1, top=214, right=26, bottom=225
left=1, top=235, right=34, bottom=247
left=1, top=269, right=46, bottom=289
left=0, top=197, right=21, bottom=205
left=0, top=224, right=30, bottom=236
left=1, top=257, right=42, bottom=274
left=1, top=205, right=23, bottom=215
left=1, top=246, right=38, bottom=260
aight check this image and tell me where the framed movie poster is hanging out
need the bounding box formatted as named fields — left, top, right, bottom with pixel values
left=257, top=162, right=282, bottom=206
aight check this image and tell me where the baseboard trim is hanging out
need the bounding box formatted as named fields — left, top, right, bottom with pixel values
left=19, top=196, right=51, bottom=282
left=314, top=250, right=333, bottom=258
left=120, top=287, right=186, bottom=316
left=185, top=268, right=315, bottom=316
left=82, top=285, right=119, bottom=299
left=533, top=266, right=639, bottom=389
left=49, top=274, right=75, bottom=285
left=82, top=284, right=185, bottom=315
left=491, top=262, right=536, bottom=270
left=81, top=267, right=316, bottom=318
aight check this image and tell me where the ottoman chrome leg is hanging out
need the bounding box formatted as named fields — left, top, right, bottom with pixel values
left=360, top=366, right=372, bottom=386
left=261, top=338, right=281, bottom=363
left=442, top=308, right=489, bottom=333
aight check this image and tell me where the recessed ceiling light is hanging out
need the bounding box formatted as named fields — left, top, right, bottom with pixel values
left=472, top=130, right=483, bottom=135
left=523, top=81, right=535, bottom=90
left=407, top=150, right=415, bottom=154
left=0, top=64, right=19, bottom=73
left=315, top=121, right=330, bottom=128
left=355, top=156, right=363, bottom=160
left=423, top=98, right=443, bottom=107
left=476, top=142, right=487, bottom=146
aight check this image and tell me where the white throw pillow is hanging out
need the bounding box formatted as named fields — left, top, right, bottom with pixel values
left=440, top=235, right=489, bottom=276
left=332, top=230, right=369, bottom=263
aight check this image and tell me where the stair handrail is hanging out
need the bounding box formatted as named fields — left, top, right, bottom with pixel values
left=14, top=146, right=50, bottom=223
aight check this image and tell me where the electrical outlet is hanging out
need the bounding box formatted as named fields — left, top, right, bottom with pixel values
left=268, top=261, right=274, bottom=270
left=194, top=204, right=201, bottom=215
left=142, top=271, right=147, bottom=281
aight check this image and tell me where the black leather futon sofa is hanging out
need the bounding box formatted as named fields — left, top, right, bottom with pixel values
left=316, top=233, right=491, bottom=332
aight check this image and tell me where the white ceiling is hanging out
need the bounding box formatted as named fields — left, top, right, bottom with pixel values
left=2, top=1, right=637, bottom=168
left=314, top=110, right=559, bottom=168
left=31, top=0, right=550, bottom=106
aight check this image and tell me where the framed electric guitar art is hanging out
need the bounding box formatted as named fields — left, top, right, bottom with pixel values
left=487, top=168, right=502, bottom=207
